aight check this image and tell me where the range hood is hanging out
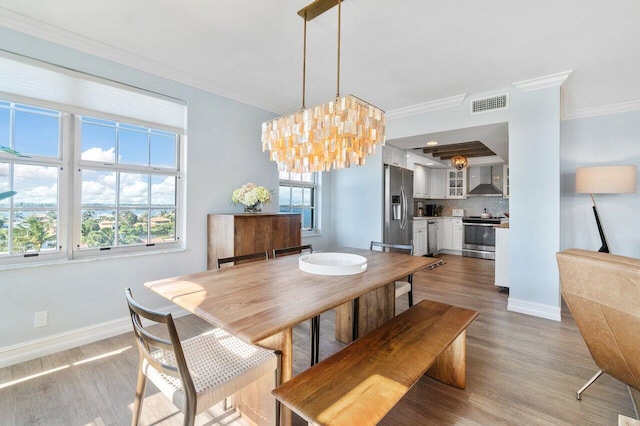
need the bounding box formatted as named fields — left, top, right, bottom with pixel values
left=466, top=166, right=503, bottom=197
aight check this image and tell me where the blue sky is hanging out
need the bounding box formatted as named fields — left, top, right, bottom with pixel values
left=1, top=103, right=178, bottom=208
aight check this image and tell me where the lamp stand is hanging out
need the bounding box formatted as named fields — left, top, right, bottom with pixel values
left=590, top=194, right=609, bottom=253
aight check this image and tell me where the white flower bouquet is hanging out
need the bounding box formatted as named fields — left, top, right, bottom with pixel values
left=231, top=183, right=271, bottom=212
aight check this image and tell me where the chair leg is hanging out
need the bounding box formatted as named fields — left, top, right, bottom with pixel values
left=183, top=405, right=196, bottom=426
left=275, top=351, right=282, bottom=426
left=131, top=364, right=147, bottom=426
left=310, top=316, right=320, bottom=366
left=576, top=369, right=603, bottom=400
left=352, top=298, right=359, bottom=341
left=408, top=289, right=413, bottom=307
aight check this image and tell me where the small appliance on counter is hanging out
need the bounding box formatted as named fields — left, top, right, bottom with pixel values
left=416, top=201, right=424, bottom=217
left=425, top=204, right=437, bottom=217
left=452, top=208, right=465, bottom=217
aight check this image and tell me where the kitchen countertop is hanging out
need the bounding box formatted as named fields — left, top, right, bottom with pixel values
left=413, top=216, right=459, bottom=220
left=494, top=223, right=510, bottom=229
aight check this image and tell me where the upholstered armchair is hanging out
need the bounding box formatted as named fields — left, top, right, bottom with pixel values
left=556, top=249, right=640, bottom=407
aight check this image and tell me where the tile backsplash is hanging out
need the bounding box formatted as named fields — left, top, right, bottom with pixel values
left=416, top=197, right=509, bottom=217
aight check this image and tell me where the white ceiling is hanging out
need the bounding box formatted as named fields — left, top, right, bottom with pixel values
left=0, top=1, right=638, bottom=126
left=392, top=122, right=509, bottom=167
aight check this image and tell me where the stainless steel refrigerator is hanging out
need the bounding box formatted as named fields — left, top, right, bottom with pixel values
left=384, top=164, right=414, bottom=246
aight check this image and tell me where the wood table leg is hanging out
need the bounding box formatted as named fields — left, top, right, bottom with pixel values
left=335, top=282, right=395, bottom=344
left=426, top=330, right=467, bottom=389
left=257, top=328, right=293, bottom=426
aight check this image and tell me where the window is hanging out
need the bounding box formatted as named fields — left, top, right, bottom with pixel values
left=0, top=99, right=182, bottom=265
left=278, top=172, right=317, bottom=231
left=0, top=51, right=186, bottom=266
left=1, top=102, right=62, bottom=259
left=77, top=117, right=179, bottom=253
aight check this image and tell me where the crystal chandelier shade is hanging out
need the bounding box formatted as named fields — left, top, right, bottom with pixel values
left=261, top=0, right=385, bottom=173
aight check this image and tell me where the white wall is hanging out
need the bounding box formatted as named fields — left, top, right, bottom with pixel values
left=507, top=87, right=561, bottom=318
left=330, top=150, right=384, bottom=249
left=386, top=87, right=563, bottom=320
left=560, top=110, right=640, bottom=257
left=0, top=27, right=317, bottom=364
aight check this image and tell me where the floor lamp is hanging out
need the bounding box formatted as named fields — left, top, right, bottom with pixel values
left=575, top=165, right=637, bottom=253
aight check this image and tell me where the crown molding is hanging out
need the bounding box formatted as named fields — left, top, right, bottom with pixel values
left=513, top=70, right=573, bottom=92
left=563, top=99, right=640, bottom=121
left=0, top=7, right=288, bottom=114
left=386, top=94, right=466, bottom=121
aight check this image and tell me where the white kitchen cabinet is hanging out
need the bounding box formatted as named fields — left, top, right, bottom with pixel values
left=452, top=218, right=463, bottom=250
left=503, top=165, right=509, bottom=198
left=446, top=169, right=466, bottom=199
left=382, top=146, right=407, bottom=168
left=430, top=169, right=446, bottom=199
left=412, top=220, right=427, bottom=256
left=436, top=218, right=444, bottom=251
left=438, top=217, right=463, bottom=252
left=413, top=165, right=424, bottom=198
left=413, top=165, right=431, bottom=198
left=495, top=226, right=509, bottom=287
left=441, top=218, right=453, bottom=249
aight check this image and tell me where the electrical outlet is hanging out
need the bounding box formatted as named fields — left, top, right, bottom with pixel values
left=34, top=311, right=48, bottom=328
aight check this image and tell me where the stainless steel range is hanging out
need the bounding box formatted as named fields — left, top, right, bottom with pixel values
left=462, top=216, right=502, bottom=259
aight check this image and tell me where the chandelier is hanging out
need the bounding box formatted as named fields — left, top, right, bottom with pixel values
left=451, top=155, right=468, bottom=170
left=261, top=0, right=385, bottom=173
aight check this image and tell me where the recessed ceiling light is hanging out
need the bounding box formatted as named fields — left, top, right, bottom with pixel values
left=426, top=162, right=434, bottom=166
left=426, top=141, right=438, bottom=146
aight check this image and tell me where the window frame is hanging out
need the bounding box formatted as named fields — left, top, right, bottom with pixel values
left=0, top=94, right=184, bottom=267
left=0, top=101, right=67, bottom=265
left=72, top=115, right=182, bottom=259
left=278, top=172, right=319, bottom=233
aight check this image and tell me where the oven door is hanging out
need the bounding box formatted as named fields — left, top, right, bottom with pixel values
left=463, top=223, right=496, bottom=253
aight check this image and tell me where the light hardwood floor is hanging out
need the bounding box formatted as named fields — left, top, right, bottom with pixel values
left=1, top=255, right=636, bottom=425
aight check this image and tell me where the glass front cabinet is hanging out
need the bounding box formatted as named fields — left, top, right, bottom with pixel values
left=447, top=169, right=466, bottom=198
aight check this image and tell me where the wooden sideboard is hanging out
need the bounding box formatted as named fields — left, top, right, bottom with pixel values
left=207, top=213, right=301, bottom=269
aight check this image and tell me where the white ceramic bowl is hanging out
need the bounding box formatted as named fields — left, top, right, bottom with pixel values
left=298, top=253, right=368, bottom=276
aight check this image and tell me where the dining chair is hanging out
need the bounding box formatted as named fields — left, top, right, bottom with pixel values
left=370, top=241, right=415, bottom=307
left=217, top=250, right=269, bottom=268
left=272, top=244, right=313, bottom=259
left=125, top=288, right=281, bottom=426
left=272, top=244, right=320, bottom=366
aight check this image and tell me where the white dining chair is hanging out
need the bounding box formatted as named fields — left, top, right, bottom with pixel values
left=370, top=241, right=415, bottom=307
left=125, top=288, right=280, bottom=426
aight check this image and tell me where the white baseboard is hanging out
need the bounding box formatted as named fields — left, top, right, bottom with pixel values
left=507, top=297, right=561, bottom=322
left=0, top=304, right=189, bottom=369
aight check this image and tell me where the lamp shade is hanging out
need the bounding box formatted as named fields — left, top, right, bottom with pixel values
left=575, top=165, right=637, bottom=194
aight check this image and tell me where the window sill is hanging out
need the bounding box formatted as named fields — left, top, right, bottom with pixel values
left=302, top=230, right=322, bottom=238
left=0, top=247, right=187, bottom=271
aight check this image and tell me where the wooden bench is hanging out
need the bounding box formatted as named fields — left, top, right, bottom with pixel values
left=272, top=299, right=478, bottom=426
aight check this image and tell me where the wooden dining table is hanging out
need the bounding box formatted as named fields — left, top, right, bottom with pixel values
left=145, top=247, right=438, bottom=425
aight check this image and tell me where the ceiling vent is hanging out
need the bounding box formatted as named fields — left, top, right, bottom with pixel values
left=471, top=93, right=508, bottom=114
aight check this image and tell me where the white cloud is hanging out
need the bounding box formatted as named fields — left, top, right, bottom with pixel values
left=82, top=171, right=115, bottom=205
left=81, top=147, right=115, bottom=162
left=120, top=177, right=148, bottom=204
left=14, top=164, right=57, bottom=181
left=16, top=184, right=58, bottom=204
left=151, top=176, right=175, bottom=205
